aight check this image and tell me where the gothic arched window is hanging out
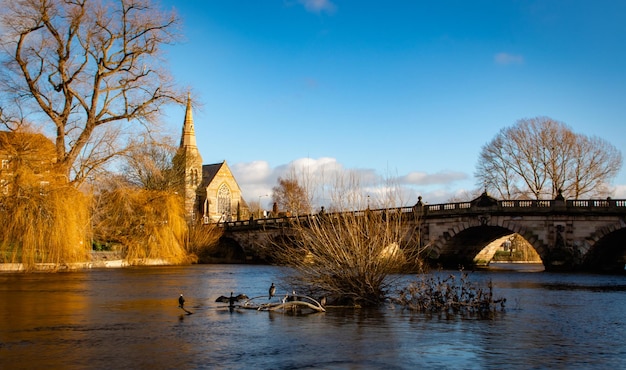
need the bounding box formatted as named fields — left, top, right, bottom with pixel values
left=190, top=168, right=199, bottom=186
left=217, top=184, right=231, bottom=219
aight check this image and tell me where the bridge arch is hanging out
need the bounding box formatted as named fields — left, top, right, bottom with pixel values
left=582, top=223, right=626, bottom=273
left=202, top=236, right=246, bottom=263
left=426, top=217, right=545, bottom=269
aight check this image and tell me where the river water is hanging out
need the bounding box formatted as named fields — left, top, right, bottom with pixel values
left=1, top=264, right=625, bottom=369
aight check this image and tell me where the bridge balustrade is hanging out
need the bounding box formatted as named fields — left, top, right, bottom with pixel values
left=568, top=199, right=626, bottom=208
left=426, top=202, right=470, bottom=212
left=498, top=200, right=552, bottom=208
left=220, top=197, right=626, bottom=230
left=570, top=200, right=607, bottom=207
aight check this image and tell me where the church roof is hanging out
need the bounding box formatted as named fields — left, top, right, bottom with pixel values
left=201, top=162, right=223, bottom=184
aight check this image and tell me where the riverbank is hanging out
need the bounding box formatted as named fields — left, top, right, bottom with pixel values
left=0, top=251, right=171, bottom=272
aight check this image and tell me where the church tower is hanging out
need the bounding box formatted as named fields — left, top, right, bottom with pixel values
left=175, top=93, right=203, bottom=222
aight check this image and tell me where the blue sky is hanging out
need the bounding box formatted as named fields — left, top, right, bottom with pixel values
left=161, top=0, right=626, bottom=209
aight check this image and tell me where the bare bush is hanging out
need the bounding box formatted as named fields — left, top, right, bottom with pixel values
left=395, top=271, right=506, bottom=318
left=272, top=208, right=424, bottom=307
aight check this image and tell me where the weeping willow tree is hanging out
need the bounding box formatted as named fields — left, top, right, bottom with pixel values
left=270, top=173, right=425, bottom=307
left=91, top=135, right=223, bottom=265
left=0, top=185, right=91, bottom=269
left=94, top=186, right=191, bottom=265
left=185, top=222, right=223, bottom=262
left=0, top=131, right=91, bottom=270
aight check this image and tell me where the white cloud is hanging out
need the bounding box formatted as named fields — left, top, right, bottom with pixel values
left=231, top=157, right=474, bottom=209
left=400, top=171, right=467, bottom=186
left=611, top=184, right=626, bottom=199
left=284, top=156, right=343, bottom=174
left=298, top=0, right=336, bottom=14
left=494, top=52, right=524, bottom=65
left=230, top=160, right=271, bottom=183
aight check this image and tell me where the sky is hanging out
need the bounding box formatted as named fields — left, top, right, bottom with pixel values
left=160, top=0, right=626, bottom=210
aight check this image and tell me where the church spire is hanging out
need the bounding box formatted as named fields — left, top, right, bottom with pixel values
left=181, top=92, right=197, bottom=148
left=176, top=92, right=203, bottom=222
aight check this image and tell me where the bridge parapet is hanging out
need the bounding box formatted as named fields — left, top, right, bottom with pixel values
left=221, top=198, right=626, bottom=230
left=420, top=198, right=626, bottom=216
left=222, top=207, right=418, bottom=231
left=220, top=197, right=626, bottom=272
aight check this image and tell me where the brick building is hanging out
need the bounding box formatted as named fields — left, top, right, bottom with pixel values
left=0, top=131, right=59, bottom=196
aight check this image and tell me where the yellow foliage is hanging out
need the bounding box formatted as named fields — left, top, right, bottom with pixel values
left=185, top=221, right=223, bottom=260
left=95, top=187, right=191, bottom=264
left=0, top=130, right=91, bottom=270
left=0, top=186, right=92, bottom=270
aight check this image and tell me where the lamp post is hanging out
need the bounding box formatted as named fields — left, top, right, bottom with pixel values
left=258, top=194, right=268, bottom=218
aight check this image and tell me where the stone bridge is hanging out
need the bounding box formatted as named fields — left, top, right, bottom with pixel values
left=220, top=193, right=626, bottom=273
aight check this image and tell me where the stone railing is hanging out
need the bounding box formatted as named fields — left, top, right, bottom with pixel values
left=220, top=198, right=626, bottom=230
left=420, top=198, right=626, bottom=215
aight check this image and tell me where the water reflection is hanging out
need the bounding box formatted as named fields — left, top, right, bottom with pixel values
left=1, top=265, right=625, bottom=369
left=483, top=261, right=545, bottom=273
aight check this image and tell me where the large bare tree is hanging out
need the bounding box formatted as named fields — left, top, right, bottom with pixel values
left=0, top=0, right=183, bottom=184
left=476, top=117, right=622, bottom=200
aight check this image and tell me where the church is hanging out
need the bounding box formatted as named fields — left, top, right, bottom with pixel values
left=175, top=96, right=250, bottom=223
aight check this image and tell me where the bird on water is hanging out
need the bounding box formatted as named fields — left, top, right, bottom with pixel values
left=269, top=283, right=276, bottom=300
left=215, top=293, right=248, bottom=304
left=177, top=293, right=193, bottom=314
left=320, top=296, right=327, bottom=307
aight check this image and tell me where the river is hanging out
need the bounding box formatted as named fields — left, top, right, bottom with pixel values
left=1, top=264, right=625, bottom=369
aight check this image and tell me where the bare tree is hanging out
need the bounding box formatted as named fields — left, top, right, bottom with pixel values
left=0, top=0, right=183, bottom=184
left=272, top=176, right=311, bottom=216
left=476, top=117, right=622, bottom=200
left=568, top=135, right=620, bottom=198
left=121, top=134, right=183, bottom=191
